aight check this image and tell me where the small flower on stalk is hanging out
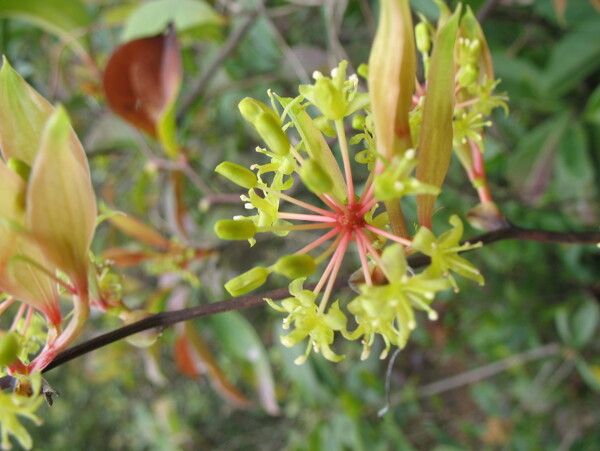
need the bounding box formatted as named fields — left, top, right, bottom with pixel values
left=412, top=215, right=484, bottom=291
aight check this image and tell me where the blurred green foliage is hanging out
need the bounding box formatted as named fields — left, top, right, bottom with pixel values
left=0, top=0, right=598, bottom=449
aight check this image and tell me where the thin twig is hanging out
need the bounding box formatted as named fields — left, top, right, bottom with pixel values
left=176, top=9, right=260, bottom=123
left=409, top=342, right=562, bottom=401
left=43, top=223, right=600, bottom=372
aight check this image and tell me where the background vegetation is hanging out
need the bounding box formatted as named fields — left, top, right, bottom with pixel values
left=0, top=0, right=599, bottom=449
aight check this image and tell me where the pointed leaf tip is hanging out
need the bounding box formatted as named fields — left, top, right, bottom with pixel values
left=27, top=106, right=97, bottom=292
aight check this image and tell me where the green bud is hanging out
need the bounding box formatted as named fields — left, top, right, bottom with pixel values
left=352, top=114, right=366, bottom=130
left=313, top=115, right=336, bottom=137
left=238, top=97, right=275, bottom=126
left=415, top=22, right=431, bottom=54
left=314, top=77, right=345, bottom=120
left=225, top=266, right=270, bottom=296
left=457, top=64, right=478, bottom=87
left=300, top=159, right=333, bottom=195
left=0, top=332, right=20, bottom=366
left=273, top=254, right=316, bottom=279
left=214, top=219, right=257, bottom=240
left=254, top=112, right=291, bottom=155
left=7, top=157, right=31, bottom=182
left=215, top=162, right=257, bottom=189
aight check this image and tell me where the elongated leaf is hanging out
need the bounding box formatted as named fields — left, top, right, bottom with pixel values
left=0, top=57, right=55, bottom=166
left=416, top=6, right=461, bottom=228
left=571, top=300, right=599, bottom=348
left=26, top=107, right=96, bottom=293
left=107, top=212, right=170, bottom=249
left=506, top=112, right=570, bottom=204
left=541, top=20, right=600, bottom=98
left=0, top=162, right=61, bottom=323
left=184, top=322, right=251, bottom=408
left=0, top=57, right=90, bottom=171
left=368, top=0, right=415, bottom=159
left=210, top=312, right=280, bottom=415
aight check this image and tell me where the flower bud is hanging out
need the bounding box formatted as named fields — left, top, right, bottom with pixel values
left=0, top=332, right=20, bottom=366
left=214, top=219, right=257, bottom=240
left=313, top=115, right=336, bottom=137
left=225, top=267, right=270, bottom=296
left=238, top=97, right=275, bottom=126
left=121, top=310, right=158, bottom=348
left=313, top=77, right=345, bottom=120
left=215, top=162, right=258, bottom=189
left=254, top=112, right=291, bottom=155
left=273, top=254, right=316, bottom=279
left=457, top=64, right=478, bottom=87
left=7, top=158, right=31, bottom=182
left=299, top=159, right=333, bottom=195
left=351, top=114, right=366, bottom=130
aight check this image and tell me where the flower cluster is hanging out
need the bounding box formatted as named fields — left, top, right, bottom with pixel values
left=215, top=3, right=505, bottom=364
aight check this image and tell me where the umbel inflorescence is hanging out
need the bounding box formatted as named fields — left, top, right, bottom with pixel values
left=215, top=3, right=507, bottom=364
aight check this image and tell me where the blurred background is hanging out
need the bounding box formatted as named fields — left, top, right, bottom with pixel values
left=1, top=0, right=599, bottom=449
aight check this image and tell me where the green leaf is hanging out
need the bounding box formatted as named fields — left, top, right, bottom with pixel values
left=505, top=112, right=571, bottom=204
left=0, top=0, right=90, bottom=42
left=541, top=19, right=600, bottom=98
left=415, top=5, right=461, bottom=228
left=554, top=121, right=595, bottom=202
left=210, top=312, right=280, bottom=415
left=0, top=57, right=55, bottom=166
left=571, top=300, right=600, bottom=348
left=583, top=83, right=600, bottom=125
left=122, top=0, right=223, bottom=42
left=575, top=358, right=600, bottom=392
left=555, top=307, right=573, bottom=345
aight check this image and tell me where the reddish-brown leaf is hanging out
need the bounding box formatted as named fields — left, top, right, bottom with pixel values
left=103, top=25, right=181, bottom=137
left=174, top=333, right=201, bottom=378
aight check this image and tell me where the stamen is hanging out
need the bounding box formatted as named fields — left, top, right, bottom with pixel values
left=278, top=212, right=338, bottom=222
left=364, top=224, right=413, bottom=246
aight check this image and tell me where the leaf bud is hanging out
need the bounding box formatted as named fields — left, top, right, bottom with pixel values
left=215, top=162, right=258, bottom=189
left=7, top=158, right=31, bottom=182
left=299, top=159, right=334, bottom=195
left=214, top=219, right=257, bottom=240
left=0, top=332, right=20, bottom=366
left=254, top=112, right=291, bottom=155
left=225, top=267, right=270, bottom=296
left=273, top=254, right=316, bottom=279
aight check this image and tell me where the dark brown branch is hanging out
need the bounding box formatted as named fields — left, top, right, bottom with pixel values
left=176, top=10, right=260, bottom=124
left=43, top=223, right=600, bottom=373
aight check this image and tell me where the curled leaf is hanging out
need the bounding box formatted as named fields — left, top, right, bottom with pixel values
left=103, top=25, right=182, bottom=157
